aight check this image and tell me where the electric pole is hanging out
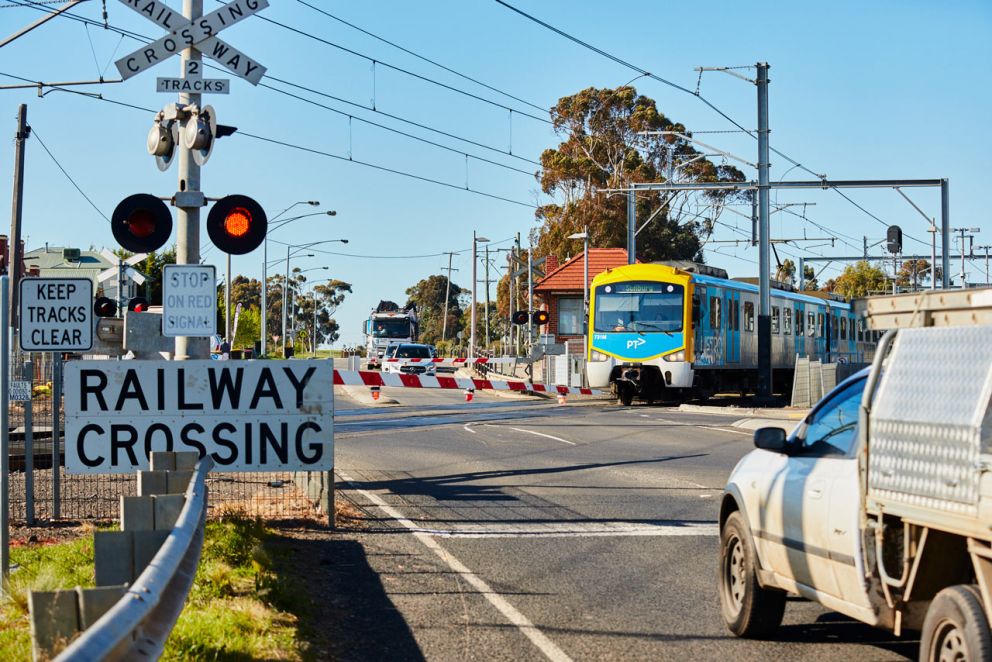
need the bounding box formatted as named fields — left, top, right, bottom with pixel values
left=9, top=104, right=27, bottom=335
left=756, top=62, right=772, bottom=402
left=484, top=243, right=490, bottom=348
left=953, top=227, right=981, bottom=288
left=441, top=251, right=456, bottom=342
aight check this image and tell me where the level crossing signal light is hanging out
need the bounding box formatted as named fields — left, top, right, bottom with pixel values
left=207, top=195, right=267, bottom=255
left=532, top=310, right=549, bottom=325
left=511, top=310, right=550, bottom=325
left=887, top=225, right=903, bottom=254
left=111, top=194, right=173, bottom=253
left=511, top=311, right=529, bottom=325
left=94, top=297, right=117, bottom=318
left=128, top=296, right=150, bottom=313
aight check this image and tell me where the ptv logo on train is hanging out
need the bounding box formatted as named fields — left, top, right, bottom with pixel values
left=626, top=338, right=646, bottom=350
left=63, top=360, right=334, bottom=474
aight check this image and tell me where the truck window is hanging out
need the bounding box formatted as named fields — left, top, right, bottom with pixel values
left=794, top=377, right=866, bottom=457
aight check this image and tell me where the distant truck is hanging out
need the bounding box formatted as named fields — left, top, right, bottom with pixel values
left=363, top=300, right=418, bottom=370
left=719, top=289, right=992, bottom=661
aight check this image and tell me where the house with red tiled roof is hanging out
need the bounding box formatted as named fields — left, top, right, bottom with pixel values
left=533, top=248, right=632, bottom=349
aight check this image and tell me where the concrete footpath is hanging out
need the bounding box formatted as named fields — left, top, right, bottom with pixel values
left=676, top=402, right=808, bottom=434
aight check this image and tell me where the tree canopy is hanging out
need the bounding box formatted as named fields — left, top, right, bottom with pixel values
left=405, top=274, right=464, bottom=345
left=829, top=261, right=890, bottom=298
left=534, top=86, right=747, bottom=264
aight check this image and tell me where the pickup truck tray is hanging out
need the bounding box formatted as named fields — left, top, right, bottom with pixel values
left=868, top=325, right=992, bottom=518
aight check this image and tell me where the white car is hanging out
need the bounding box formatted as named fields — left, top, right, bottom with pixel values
left=719, top=368, right=870, bottom=638
left=381, top=343, right=436, bottom=376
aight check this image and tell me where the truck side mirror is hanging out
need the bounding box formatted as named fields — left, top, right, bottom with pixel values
left=753, top=427, right=788, bottom=453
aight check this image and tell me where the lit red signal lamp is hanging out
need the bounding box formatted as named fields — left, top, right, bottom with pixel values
left=206, top=195, right=267, bottom=255
left=128, top=296, right=150, bottom=313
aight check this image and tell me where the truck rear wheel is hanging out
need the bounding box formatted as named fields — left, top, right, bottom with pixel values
left=719, top=511, right=786, bottom=638
left=921, top=585, right=991, bottom=662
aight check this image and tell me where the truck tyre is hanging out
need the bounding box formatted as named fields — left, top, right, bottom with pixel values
left=719, top=510, right=786, bottom=638
left=920, top=584, right=992, bottom=662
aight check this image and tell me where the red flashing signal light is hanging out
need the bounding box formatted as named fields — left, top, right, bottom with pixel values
left=223, top=207, right=252, bottom=238
left=511, top=311, right=529, bottom=325
left=207, top=195, right=267, bottom=255
left=111, top=194, right=173, bottom=253
left=128, top=296, right=150, bottom=313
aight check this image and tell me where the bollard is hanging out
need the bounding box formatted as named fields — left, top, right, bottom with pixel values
left=464, top=388, right=474, bottom=403
left=557, top=392, right=567, bottom=405
left=370, top=385, right=380, bottom=401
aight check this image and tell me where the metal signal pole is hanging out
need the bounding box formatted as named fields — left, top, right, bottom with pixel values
left=441, top=251, right=455, bottom=342
left=175, top=0, right=206, bottom=360
left=756, top=62, right=772, bottom=401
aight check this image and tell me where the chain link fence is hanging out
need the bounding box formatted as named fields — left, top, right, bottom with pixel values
left=7, top=351, right=323, bottom=525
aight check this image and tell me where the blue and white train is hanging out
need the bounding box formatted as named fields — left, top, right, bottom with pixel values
left=586, top=262, right=875, bottom=404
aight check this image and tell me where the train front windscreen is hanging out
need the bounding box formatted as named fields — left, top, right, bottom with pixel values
left=594, top=281, right=684, bottom=333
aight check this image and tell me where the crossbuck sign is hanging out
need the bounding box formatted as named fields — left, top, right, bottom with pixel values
left=115, top=0, right=268, bottom=86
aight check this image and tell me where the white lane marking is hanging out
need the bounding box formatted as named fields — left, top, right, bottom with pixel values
left=698, top=425, right=753, bottom=437
left=400, top=522, right=719, bottom=539
left=507, top=426, right=576, bottom=445
left=463, top=422, right=477, bottom=434
left=338, top=471, right=573, bottom=662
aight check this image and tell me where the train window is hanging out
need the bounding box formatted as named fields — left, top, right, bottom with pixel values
left=783, top=307, right=792, bottom=335
left=709, top=296, right=721, bottom=329
left=807, top=311, right=815, bottom=336
left=744, top=301, right=755, bottom=332
left=832, top=316, right=839, bottom=340
left=732, top=302, right=740, bottom=331
left=840, top=317, right=847, bottom=340
left=856, top=319, right=864, bottom=342
left=817, top=313, right=824, bottom=337
left=692, top=294, right=700, bottom=324
left=772, top=306, right=780, bottom=334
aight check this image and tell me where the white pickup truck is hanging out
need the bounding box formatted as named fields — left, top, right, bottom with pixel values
left=719, top=289, right=992, bottom=661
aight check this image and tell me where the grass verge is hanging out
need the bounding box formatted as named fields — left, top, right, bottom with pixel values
left=0, top=516, right=309, bottom=661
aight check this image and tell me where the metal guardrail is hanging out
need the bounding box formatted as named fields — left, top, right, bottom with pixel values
left=55, top=457, right=213, bottom=661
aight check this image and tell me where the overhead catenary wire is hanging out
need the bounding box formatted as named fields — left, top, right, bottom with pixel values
left=30, top=126, right=110, bottom=223
left=292, top=0, right=549, bottom=114
left=493, top=0, right=933, bottom=249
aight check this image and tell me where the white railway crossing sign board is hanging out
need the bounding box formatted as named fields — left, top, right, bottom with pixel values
left=115, top=0, right=268, bottom=86
left=19, top=277, right=93, bottom=352
left=64, top=360, right=334, bottom=474
left=162, top=264, right=217, bottom=337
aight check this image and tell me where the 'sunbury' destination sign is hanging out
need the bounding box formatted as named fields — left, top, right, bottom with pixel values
left=64, top=360, right=334, bottom=474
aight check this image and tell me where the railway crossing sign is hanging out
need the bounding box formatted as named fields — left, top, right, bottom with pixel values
left=115, top=0, right=268, bottom=86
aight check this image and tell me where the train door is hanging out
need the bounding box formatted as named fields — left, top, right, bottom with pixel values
left=725, top=289, right=740, bottom=363
left=794, top=303, right=804, bottom=358
left=694, top=286, right=708, bottom=364
left=813, top=307, right=826, bottom=359
left=825, top=310, right=833, bottom=362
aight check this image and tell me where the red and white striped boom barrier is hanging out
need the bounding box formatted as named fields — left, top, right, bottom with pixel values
left=381, top=356, right=522, bottom=365
left=333, top=369, right=599, bottom=396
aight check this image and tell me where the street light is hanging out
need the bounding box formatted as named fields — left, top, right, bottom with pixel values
left=282, top=240, right=348, bottom=357
left=568, top=227, right=590, bottom=312
left=261, top=209, right=335, bottom=356
left=289, top=267, right=329, bottom=348
left=470, top=232, right=490, bottom=356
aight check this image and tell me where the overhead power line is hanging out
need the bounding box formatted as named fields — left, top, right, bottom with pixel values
left=293, top=0, right=548, bottom=114
left=30, top=126, right=110, bottom=223
left=493, top=0, right=932, bottom=249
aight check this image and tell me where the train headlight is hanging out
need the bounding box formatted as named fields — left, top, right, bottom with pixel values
left=590, top=350, right=609, bottom=362
left=662, top=350, right=685, bottom=362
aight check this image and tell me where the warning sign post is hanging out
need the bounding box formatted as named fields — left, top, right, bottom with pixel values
left=64, top=360, right=333, bottom=474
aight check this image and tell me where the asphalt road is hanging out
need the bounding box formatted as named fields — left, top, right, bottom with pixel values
left=329, top=385, right=917, bottom=661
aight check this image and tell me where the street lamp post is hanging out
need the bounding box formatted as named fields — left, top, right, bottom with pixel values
left=470, top=233, right=490, bottom=356
left=281, top=240, right=348, bottom=357
left=260, top=204, right=332, bottom=356
left=289, top=267, right=328, bottom=353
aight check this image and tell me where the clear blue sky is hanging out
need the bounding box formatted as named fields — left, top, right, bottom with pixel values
left=2, top=0, right=990, bottom=346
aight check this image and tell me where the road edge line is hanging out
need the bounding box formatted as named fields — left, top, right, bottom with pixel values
left=338, top=471, right=573, bottom=662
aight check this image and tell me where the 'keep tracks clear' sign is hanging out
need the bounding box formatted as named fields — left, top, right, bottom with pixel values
left=19, top=277, right=93, bottom=351
left=64, top=360, right=333, bottom=474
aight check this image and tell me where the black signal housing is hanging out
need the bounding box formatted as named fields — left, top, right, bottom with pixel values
left=511, top=311, right=529, bottom=325
left=207, top=195, right=267, bottom=255
left=111, top=194, right=173, bottom=253
left=94, top=296, right=118, bottom=318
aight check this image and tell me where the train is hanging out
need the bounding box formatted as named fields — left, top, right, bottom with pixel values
left=585, top=262, right=876, bottom=405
